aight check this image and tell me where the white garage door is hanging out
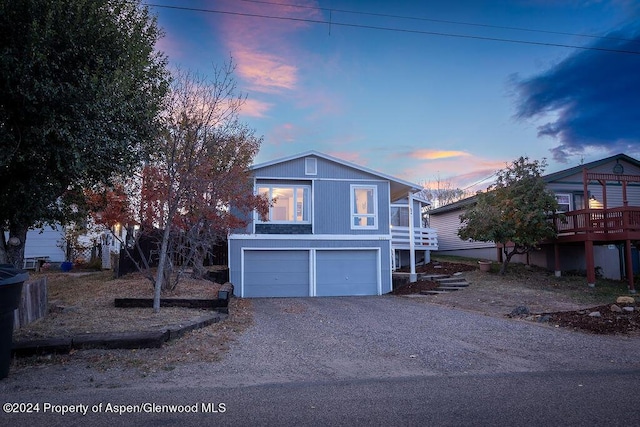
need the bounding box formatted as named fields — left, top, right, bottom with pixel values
left=315, top=250, right=379, bottom=296
left=243, top=250, right=310, bottom=297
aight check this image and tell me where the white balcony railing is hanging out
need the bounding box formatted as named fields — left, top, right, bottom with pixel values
left=390, top=226, right=438, bottom=250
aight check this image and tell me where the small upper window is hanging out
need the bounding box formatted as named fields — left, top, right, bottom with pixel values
left=305, top=157, right=317, bottom=175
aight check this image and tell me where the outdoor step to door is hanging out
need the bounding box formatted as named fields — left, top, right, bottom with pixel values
left=420, top=274, right=471, bottom=295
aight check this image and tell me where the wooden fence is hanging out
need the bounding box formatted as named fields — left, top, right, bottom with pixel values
left=13, top=277, right=48, bottom=330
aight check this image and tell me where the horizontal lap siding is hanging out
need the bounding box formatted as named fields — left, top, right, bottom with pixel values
left=430, top=210, right=494, bottom=251
left=314, top=180, right=390, bottom=235
left=548, top=159, right=640, bottom=208
left=23, top=227, right=66, bottom=262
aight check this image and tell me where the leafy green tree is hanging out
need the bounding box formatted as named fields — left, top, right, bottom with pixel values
left=0, top=0, right=169, bottom=267
left=458, top=157, right=559, bottom=274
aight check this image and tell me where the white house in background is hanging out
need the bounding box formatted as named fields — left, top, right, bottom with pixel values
left=22, top=226, right=66, bottom=263
left=17, top=221, right=124, bottom=269
left=228, top=150, right=438, bottom=297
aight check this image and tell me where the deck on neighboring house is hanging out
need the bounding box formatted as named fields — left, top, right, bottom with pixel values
left=552, top=207, right=640, bottom=243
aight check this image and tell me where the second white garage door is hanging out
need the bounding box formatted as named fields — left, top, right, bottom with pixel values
left=315, top=250, right=379, bottom=296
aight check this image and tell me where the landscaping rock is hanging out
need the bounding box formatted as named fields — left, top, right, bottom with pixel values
left=537, top=315, right=551, bottom=323
left=510, top=306, right=530, bottom=317
left=616, top=296, right=635, bottom=304
left=610, top=304, right=622, bottom=313
left=623, top=306, right=635, bottom=313
left=588, top=311, right=602, bottom=318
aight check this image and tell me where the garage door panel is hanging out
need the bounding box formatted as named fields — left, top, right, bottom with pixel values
left=244, top=250, right=309, bottom=297
left=316, top=250, right=378, bottom=296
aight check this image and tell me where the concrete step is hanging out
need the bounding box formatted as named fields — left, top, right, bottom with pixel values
left=436, top=277, right=469, bottom=284
left=419, top=274, right=450, bottom=281
left=435, top=286, right=462, bottom=291
left=436, top=282, right=469, bottom=287
left=420, top=290, right=450, bottom=295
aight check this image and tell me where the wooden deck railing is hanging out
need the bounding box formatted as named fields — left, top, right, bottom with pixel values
left=552, top=207, right=640, bottom=240
left=391, top=226, right=438, bottom=250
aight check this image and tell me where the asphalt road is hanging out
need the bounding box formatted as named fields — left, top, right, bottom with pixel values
left=2, top=296, right=640, bottom=426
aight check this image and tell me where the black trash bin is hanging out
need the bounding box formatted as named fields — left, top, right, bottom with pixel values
left=0, top=264, right=29, bottom=379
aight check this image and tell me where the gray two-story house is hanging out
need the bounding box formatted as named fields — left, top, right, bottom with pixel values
left=228, top=151, right=438, bottom=297
left=429, top=153, right=640, bottom=292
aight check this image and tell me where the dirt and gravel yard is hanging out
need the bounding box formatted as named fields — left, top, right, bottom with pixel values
left=9, top=258, right=638, bottom=375
left=395, top=259, right=639, bottom=336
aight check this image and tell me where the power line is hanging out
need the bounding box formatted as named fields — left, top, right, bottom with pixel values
left=145, top=3, right=640, bottom=55
left=236, top=0, right=640, bottom=45
left=462, top=171, right=499, bottom=191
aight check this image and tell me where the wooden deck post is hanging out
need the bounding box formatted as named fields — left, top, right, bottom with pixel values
left=585, top=240, right=596, bottom=287
left=554, top=243, right=561, bottom=277
left=624, top=239, right=636, bottom=293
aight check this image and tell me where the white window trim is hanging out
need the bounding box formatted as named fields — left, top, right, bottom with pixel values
left=350, top=184, right=378, bottom=230
left=555, top=193, right=572, bottom=213
left=305, top=157, right=317, bottom=175
left=257, top=184, right=311, bottom=224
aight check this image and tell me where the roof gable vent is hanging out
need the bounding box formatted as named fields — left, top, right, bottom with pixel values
left=305, top=157, right=317, bottom=175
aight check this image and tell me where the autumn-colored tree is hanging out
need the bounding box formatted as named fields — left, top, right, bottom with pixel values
left=458, top=157, right=559, bottom=275
left=142, top=64, right=269, bottom=311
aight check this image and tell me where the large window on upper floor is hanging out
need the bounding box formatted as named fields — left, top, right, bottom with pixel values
left=351, top=185, right=378, bottom=229
left=258, top=185, right=311, bottom=223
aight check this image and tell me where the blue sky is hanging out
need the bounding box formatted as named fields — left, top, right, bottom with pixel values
left=149, top=0, right=640, bottom=191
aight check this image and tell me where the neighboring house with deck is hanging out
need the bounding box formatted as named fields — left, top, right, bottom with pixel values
left=429, top=153, right=640, bottom=292
left=228, top=151, right=438, bottom=297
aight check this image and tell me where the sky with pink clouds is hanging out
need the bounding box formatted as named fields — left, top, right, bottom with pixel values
left=148, top=0, right=640, bottom=191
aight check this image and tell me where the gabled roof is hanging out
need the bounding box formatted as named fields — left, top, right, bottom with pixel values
left=252, top=150, right=424, bottom=201
left=542, top=153, right=640, bottom=183
left=428, top=194, right=477, bottom=215
left=429, top=153, right=640, bottom=215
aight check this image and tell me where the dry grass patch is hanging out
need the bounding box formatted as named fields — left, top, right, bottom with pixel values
left=12, top=270, right=254, bottom=372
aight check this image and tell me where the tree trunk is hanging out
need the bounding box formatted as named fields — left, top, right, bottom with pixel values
left=500, top=249, right=517, bottom=275
left=153, top=226, right=172, bottom=313
left=500, top=246, right=528, bottom=275
left=1, top=224, right=28, bottom=268
left=0, top=232, right=8, bottom=265
left=191, top=246, right=207, bottom=279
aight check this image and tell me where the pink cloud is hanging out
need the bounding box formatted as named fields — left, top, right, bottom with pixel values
left=407, top=149, right=472, bottom=160
left=399, top=156, right=507, bottom=192
left=214, top=0, right=322, bottom=94
left=241, top=98, right=272, bottom=118
left=233, top=48, right=298, bottom=92
left=267, top=123, right=300, bottom=145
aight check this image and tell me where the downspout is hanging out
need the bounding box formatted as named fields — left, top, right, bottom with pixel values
left=409, top=191, right=416, bottom=282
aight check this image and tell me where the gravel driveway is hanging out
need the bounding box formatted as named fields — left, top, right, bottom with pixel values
left=166, top=295, right=640, bottom=389
left=3, top=295, right=639, bottom=392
